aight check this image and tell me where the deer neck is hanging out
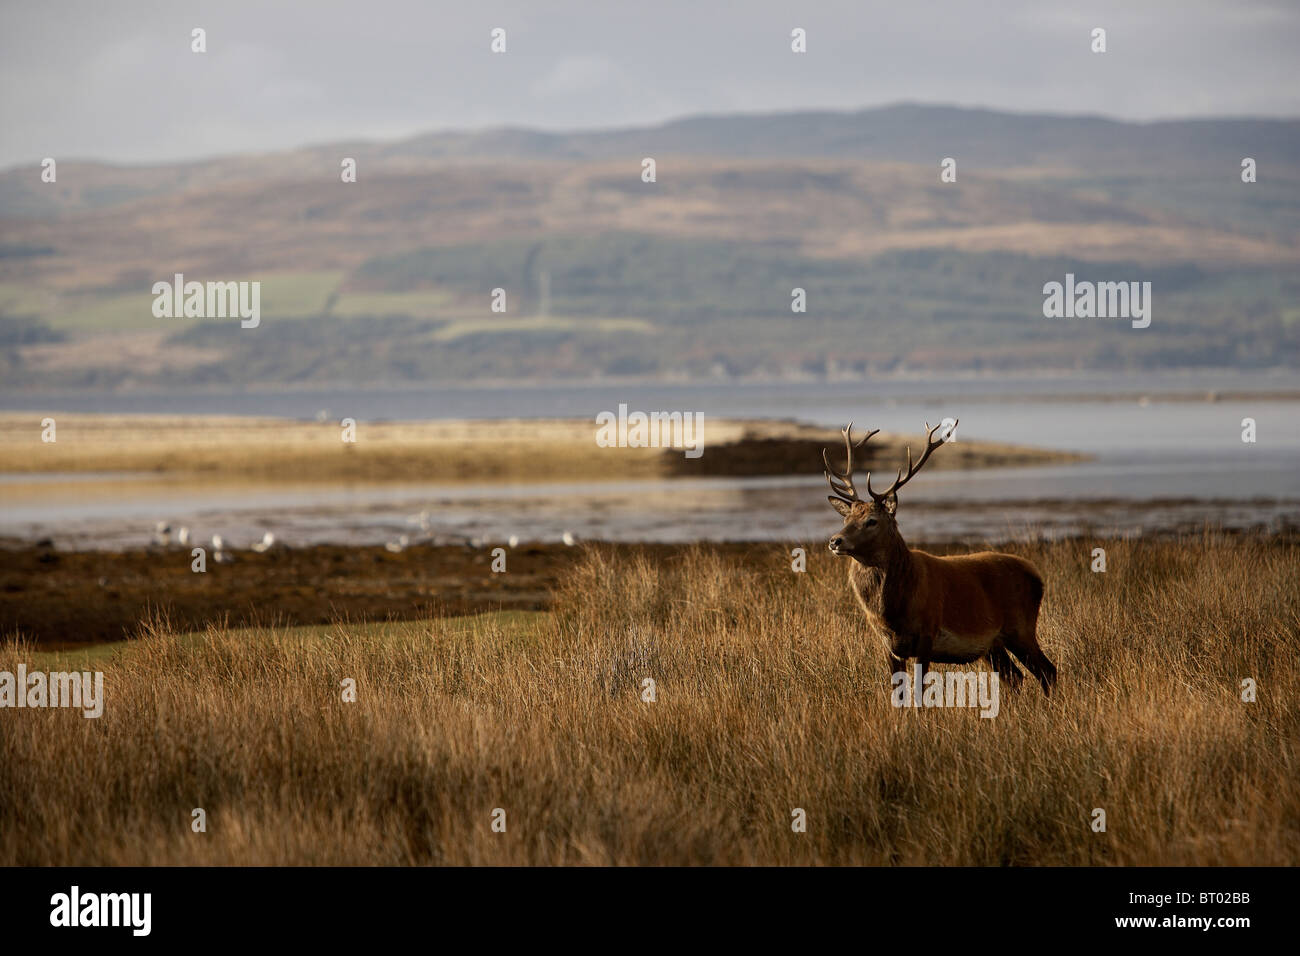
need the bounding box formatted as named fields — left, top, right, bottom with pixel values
left=855, top=533, right=917, bottom=627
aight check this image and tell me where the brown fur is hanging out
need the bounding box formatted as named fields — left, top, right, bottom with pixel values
left=829, top=497, right=1057, bottom=695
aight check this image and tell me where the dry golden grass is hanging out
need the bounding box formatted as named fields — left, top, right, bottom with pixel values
left=2, top=533, right=1296, bottom=865
left=0, top=413, right=1076, bottom=482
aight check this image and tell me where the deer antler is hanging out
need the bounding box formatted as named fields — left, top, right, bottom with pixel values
left=823, top=422, right=879, bottom=503
left=865, top=420, right=958, bottom=502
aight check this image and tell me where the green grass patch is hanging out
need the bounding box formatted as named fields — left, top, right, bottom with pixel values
left=330, top=288, right=455, bottom=319
left=22, top=609, right=552, bottom=670
left=257, top=271, right=344, bottom=318
left=432, top=315, right=654, bottom=341
left=2, top=272, right=345, bottom=332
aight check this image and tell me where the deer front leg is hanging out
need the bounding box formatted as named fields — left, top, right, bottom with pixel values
left=915, top=633, right=934, bottom=686
left=887, top=653, right=908, bottom=689
left=883, top=658, right=904, bottom=702
left=882, top=629, right=910, bottom=690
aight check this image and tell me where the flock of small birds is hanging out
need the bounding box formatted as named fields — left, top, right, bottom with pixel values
left=149, top=518, right=577, bottom=555
left=151, top=523, right=258, bottom=563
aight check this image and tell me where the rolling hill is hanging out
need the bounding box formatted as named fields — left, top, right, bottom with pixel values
left=1, top=103, right=1297, bottom=388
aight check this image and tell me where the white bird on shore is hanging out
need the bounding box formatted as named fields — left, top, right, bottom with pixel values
left=507, top=534, right=519, bottom=548
left=211, top=534, right=230, bottom=563
left=561, top=531, right=577, bottom=546
left=152, top=522, right=172, bottom=546
left=385, top=534, right=409, bottom=553
left=251, top=531, right=275, bottom=553
left=177, top=526, right=190, bottom=546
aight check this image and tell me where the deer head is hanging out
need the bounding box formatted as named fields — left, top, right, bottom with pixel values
left=824, top=420, right=956, bottom=565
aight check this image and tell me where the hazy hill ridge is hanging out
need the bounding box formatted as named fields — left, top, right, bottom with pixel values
left=1, top=104, right=1296, bottom=387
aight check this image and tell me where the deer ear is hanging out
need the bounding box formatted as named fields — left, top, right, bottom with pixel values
left=828, top=496, right=853, bottom=517
left=883, top=493, right=898, bottom=516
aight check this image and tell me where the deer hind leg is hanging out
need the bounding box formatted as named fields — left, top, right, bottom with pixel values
left=1026, top=647, right=1058, bottom=696
left=988, top=643, right=1024, bottom=691
left=1005, top=630, right=1057, bottom=697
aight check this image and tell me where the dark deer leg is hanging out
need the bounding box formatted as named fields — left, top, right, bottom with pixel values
left=1006, top=637, right=1057, bottom=697
left=1024, top=649, right=1058, bottom=696
left=916, top=633, right=933, bottom=687
left=908, top=634, right=935, bottom=713
left=887, top=655, right=908, bottom=687
left=989, top=644, right=1025, bottom=691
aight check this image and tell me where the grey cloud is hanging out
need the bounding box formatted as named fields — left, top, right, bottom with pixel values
left=1, top=0, right=1297, bottom=167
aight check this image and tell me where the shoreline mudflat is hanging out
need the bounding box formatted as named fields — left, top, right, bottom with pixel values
left=0, top=414, right=1083, bottom=483
left=0, top=540, right=703, bottom=647
left=4, top=533, right=1294, bottom=648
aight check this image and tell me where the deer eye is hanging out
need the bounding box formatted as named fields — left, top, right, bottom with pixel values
left=865, top=518, right=877, bottom=527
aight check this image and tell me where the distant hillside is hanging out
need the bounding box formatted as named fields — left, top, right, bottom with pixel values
left=394, top=104, right=1300, bottom=173
left=1, top=104, right=1297, bottom=388
left=6, top=104, right=1300, bottom=218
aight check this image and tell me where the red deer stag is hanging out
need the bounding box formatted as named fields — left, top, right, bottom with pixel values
left=824, top=421, right=1056, bottom=695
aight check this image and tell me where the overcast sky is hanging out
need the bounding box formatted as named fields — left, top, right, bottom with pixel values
left=2, top=0, right=1298, bottom=169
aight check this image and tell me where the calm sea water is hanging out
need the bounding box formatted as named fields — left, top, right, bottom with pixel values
left=3, top=372, right=1298, bottom=548
left=4, top=370, right=1297, bottom=434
